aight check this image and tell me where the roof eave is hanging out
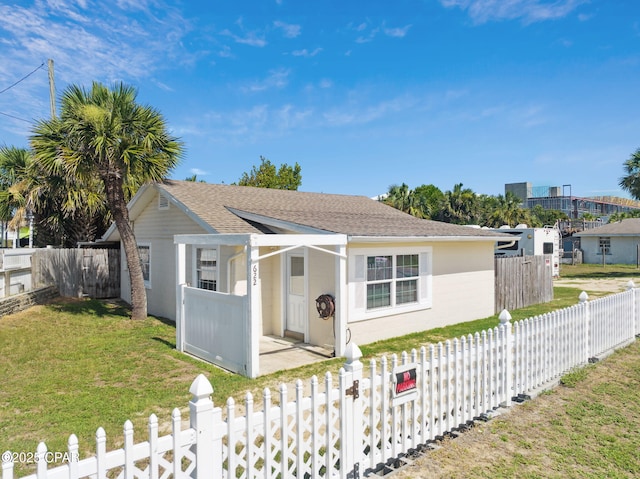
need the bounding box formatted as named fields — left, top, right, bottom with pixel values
left=348, top=235, right=508, bottom=243
left=226, top=207, right=330, bottom=234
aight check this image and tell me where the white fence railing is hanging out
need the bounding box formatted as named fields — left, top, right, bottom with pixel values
left=0, top=249, right=34, bottom=298
left=2, top=249, right=34, bottom=271
left=4, top=286, right=640, bottom=479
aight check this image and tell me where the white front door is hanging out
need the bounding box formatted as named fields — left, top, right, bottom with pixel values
left=286, top=253, right=306, bottom=337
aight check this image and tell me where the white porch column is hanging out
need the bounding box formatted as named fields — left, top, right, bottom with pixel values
left=334, top=243, right=348, bottom=357
left=246, top=240, right=261, bottom=378
left=175, top=242, right=187, bottom=352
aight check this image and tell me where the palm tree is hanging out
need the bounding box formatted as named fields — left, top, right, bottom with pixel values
left=0, top=146, right=111, bottom=247
left=0, top=146, right=31, bottom=246
left=437, top=183, right=479, bottom=225
left=620, top=148, right=640, bottom=199
left=412, top=184, right=444, bottom=220
left=384, top=183, right=427, bottom=218
left=30, top=82, right=183, bottom=319
left=482, top=192, right=530, bottom=228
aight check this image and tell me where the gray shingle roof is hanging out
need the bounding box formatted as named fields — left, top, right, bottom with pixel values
left=158, top=180, right=506, bottom=238
left=575, top=218, right=640, bottom=236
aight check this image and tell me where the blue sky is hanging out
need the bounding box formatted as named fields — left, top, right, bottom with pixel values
left=0, top=0, right=639, bottom=199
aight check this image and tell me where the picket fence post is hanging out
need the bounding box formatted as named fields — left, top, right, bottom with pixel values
left=579, top=291, right=590, bottom=361
left=627, top=281, right=638, bottom=336
left=341, top=342, right=363, bottom=479
left=189, top=374, right=220, bottom=479
left=498, top=310, right=513, bottom=407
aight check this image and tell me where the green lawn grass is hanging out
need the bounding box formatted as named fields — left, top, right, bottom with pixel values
left=0, top=266, right=631, bottom=475
left=560, top=262, right=640, bottom=279
left=405, top=341, right=640, bottom=478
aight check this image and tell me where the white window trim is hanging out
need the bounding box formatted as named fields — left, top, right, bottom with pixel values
left=348, top=246, right=432, bottom=323
left=192, top=247, right=219, bottom=291
left=137, top=242, right=152, bottom=289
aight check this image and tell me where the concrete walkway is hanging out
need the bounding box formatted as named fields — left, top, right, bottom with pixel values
left=259, top=335, right=334, bottom=376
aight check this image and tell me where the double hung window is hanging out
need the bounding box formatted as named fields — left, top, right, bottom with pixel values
left=366, top=254, right=419, bottom=309
left=350, top=247, right=432, bottom=321
left=196, top=248, right=217, bottom=291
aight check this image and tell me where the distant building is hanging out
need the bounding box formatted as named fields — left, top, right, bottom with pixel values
left=505, top=182, right=640, bottom=220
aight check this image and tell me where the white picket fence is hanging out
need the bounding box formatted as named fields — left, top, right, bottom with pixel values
left=4, top=286, right=640, bottom=479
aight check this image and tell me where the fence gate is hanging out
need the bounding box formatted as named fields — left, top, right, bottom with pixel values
left=495, top=254, right=553, bottom=312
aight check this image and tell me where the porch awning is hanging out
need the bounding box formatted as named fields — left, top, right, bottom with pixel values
left=174, top=233, right=348, bottom=250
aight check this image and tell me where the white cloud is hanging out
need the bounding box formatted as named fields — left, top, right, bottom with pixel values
left=0, top=1, right=194, bottom=137
left=292, top=47, right=323, bottom=57
left=276, top=104, right=312, bottom=130
left=322, top=95, right=417, bottom=127
left=439, top=0, right=587, bottom=24
left=352, top=21, right=411, bottom=43
left=273, top=20, right=301, bottom=38
left=218, top=45, right=234, bottom=58
left=356, top=26, right=380, bottom=44
left=384, top=25, right=412, bottom=38
left=242, top=68, right=290, bottom=92
left=220, top=28, right=267, bottom=47
left=154, top=80, right=174, bottom=92
left=0, top=1, right=191, bottom=84
left=179, top=102, right=317, bottom=145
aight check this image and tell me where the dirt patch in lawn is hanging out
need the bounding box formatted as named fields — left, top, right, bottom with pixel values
left=553, top=277, right=637, bottom=295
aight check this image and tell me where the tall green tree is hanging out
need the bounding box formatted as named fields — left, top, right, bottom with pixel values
left=0, top=145, right=111, bottom=247
left=619, top=148, right=640, bottom=199
left=413, top=184, right=444, bottom=219
left=30, top=82, right=183, bottom=319
left=481, top=192, right=531, bottom=228
left=0, top=146, right=31, bottom=246
left=383, top=183, right=424, bottom=217
left=436, top=183, right=480, bottom=225
left=238, top=156, right=302, bottom=190
left=529, top=205, right=568, bottom=227
left=185, top=174, right=206, bottom=183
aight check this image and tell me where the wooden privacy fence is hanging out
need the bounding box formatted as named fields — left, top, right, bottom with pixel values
left=4, top=285, right=640, bottom=479
left=32, top=248, right=120, bottom=299
left=495, top=254, right=553, bottom=313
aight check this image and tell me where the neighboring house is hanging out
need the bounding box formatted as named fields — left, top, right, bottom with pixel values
left=102, top=180, right=511, bottom=377
left=575, top=218, right=640, bottom=264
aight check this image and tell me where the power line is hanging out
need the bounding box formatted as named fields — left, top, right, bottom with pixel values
left=0, top=62, right=45, bottom=95
left=0, top=110, right=31, bottom=123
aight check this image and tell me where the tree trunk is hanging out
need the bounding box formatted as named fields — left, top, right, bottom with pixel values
left=104, top=174, right=147, bottom=320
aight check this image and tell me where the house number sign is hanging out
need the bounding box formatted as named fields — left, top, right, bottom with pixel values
left=252, top=264, right=258, bottom=286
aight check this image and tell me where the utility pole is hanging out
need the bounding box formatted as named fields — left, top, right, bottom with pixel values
left=47, top=58, right=55, bottom=118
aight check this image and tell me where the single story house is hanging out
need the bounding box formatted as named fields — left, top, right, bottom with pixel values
left=575, top=218, right=640, bottom=264
left=102, top=180, right=510, bottom=377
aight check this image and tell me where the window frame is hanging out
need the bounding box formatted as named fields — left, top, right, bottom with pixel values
left=597, top=237, right=611, bottom=255
left=137, top=243, right=151, bottom=289
left=192, top=247, right=219, bottom=292
left=349, top=246, right=432, bottom=322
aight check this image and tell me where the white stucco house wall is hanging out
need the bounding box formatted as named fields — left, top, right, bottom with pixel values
left=575, top=218, right=640, bottom=265
left=102, top=180, right=511, bottom=377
